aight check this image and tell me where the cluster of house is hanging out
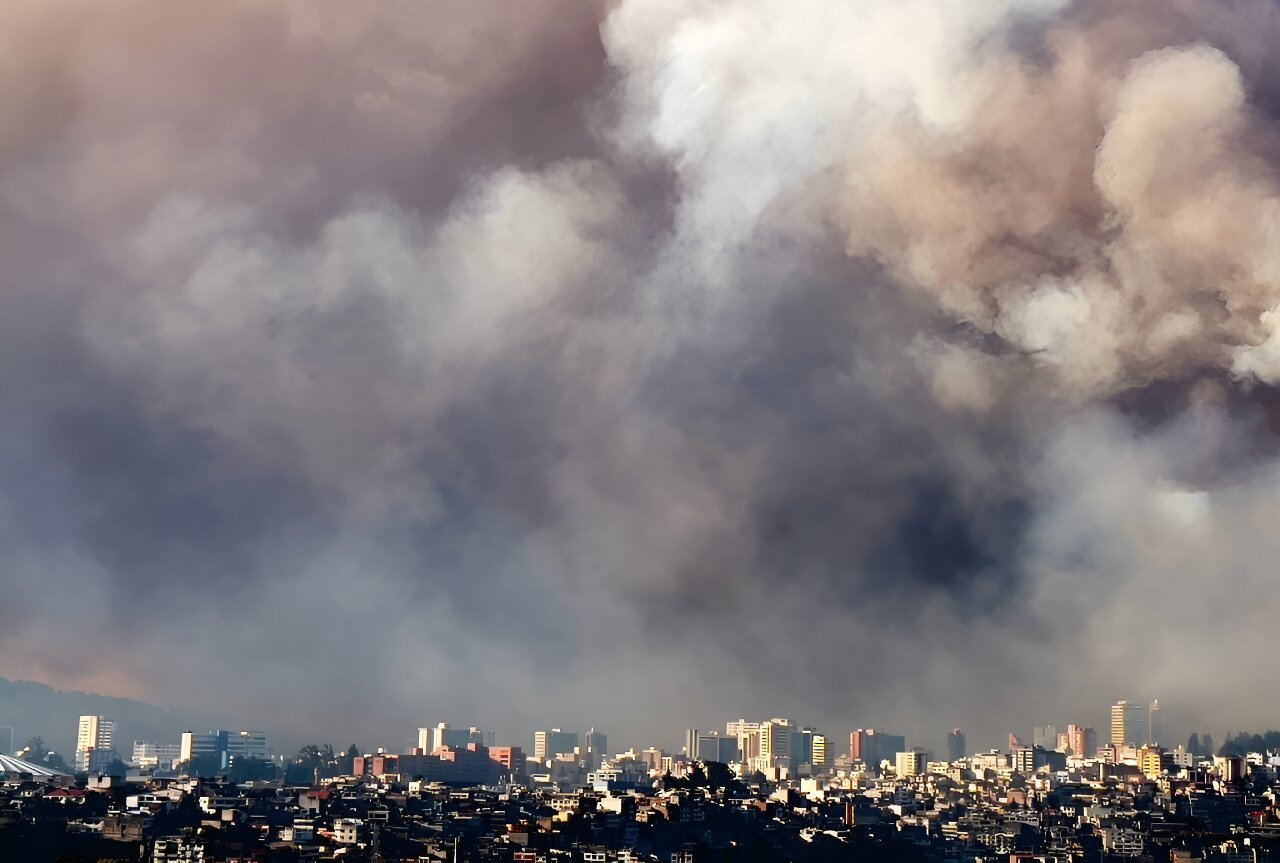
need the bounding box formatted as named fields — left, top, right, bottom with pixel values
left=4, top=743, right=1280, bottom=861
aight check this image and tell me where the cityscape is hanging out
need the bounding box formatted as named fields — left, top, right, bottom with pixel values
left=3, top=700, right=1280, bottom=861
left=6, top=0, right=1280, bottom=862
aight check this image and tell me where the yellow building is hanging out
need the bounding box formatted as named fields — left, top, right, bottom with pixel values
left=1138, top=745, right=1165, bottom=779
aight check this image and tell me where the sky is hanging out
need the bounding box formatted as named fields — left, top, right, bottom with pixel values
left=3, top=0, right=1280, bottom=756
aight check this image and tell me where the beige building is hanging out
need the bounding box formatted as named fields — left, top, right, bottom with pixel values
left=1110, top=701, right=1145, bottom=746
left=75, top=715, right=116, bottom=772
left=895, top=749, right=927, bottom=777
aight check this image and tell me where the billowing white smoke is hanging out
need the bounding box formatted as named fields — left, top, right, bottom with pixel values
left=607, top=0, right=1280, bottom=400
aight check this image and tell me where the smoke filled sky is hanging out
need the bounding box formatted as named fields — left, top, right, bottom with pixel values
left=3, top=0, right=1280, bottom=754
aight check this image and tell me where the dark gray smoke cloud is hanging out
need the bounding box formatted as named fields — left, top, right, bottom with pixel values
left=3, top=0, right=1280, bottom=754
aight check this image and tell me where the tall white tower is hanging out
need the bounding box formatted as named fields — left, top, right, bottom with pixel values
left=75, top=715, right=116, bottom=772
left=1148, top=699, right=1165, bottom=746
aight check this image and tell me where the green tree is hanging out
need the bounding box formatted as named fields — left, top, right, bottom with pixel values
left=15, top=736, right=71, bottom=772
left=339, top=744, right=359, bottom=775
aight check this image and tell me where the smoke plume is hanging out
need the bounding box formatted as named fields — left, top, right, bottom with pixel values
left=3, top=0, right=1280, bottom=752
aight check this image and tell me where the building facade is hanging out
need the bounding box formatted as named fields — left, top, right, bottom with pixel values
left=1111, top=701, right=1146, bottom=746
left=75, top=715, right=116, bottom=772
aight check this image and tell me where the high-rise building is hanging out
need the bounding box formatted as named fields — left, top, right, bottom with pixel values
left=793, top=727, right=815, bottom=768
left=727, top=720, right=761, bottom=767
left=850, top=729, right=905, bottom=772
left=180, top=731, right=220, bottom=765
left=1111, top=701, right=1145, bottom=746
left=695, top=732, right=740, bottom=764
left=810, top=733, right=828, bottom=769
left=1138, top=745, right=1165, bottom=779
left=1148, top=699, right=1165, bottom=746
left=75, top=715, right=116, bottom=772
left=947, top=729, right=966, bottom=762
left=423, top=723, right=484, bottom=752
left=533, top=729, right=578, bottom=762
left=179, top=730, right=269, bottom=771
left=759, top=718, right=794, bottom=772
left=0, top=724, right=13, bottom=757
left=1033, top=725, right=1059, bottom=750
left=225, top=730, right=269, bottom=761
left=684, top=729, right=699, bottom=757
left=488, top=746, right=524, bottom=779
left=583, top=729, right=607, bottom=768
left=1066, top=724, right=1097, bottom=758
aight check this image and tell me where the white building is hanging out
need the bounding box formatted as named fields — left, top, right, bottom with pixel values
left=153, top=835, right=206, bottom=862
left=333, top=818, right=363, bottom=844
left=224, top=730, right=268, bottom=761
left=1100, top=826, right=1145, bottom=857
left=895, top=749, right=927, bottom=777
left=758, top=719, right=794, bottom=772
left=811, top=733, right=828, bottom=769
left=422, top=723, right=485, bottom=752
left=75, top=715, right=116, bottom=772
left=178, top=730, right=269, bottom=769
left=133, top=741, right=182, bottom=770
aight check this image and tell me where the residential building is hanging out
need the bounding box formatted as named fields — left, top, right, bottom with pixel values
left=75, top=715, right=116, bottom=772
left=895, top=749, right=927, bottom=777
left=1138, top=744, right=1166, bottom=778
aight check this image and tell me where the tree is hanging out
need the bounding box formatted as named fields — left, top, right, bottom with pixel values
left=339, top=744, right=359, bottom=775
left=704, top=761, right=737, bottom=792
left=15, top=736, right=71, bottom=773
left=285, top=743, right=342, bottom=783
left=175, top=753, right=222, bottom=778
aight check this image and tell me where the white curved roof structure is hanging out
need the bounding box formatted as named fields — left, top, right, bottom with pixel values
left=0, top=753, right=70, bottom=777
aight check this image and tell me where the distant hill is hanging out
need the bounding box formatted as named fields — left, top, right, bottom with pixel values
left=0, top=676, right=227, bottom=758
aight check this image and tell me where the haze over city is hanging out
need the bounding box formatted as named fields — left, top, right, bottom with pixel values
left=4, top=0, right=1280, bottom=759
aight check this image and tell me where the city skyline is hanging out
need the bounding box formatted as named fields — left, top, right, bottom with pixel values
left=0, top=692, right=1233, bottom=771
left=5, top=705, right=1276, bottom=862
left=4, top=700, right=1268, bottom=783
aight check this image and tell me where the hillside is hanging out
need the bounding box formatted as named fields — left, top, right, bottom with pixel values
left=0, top=676, right=227, bottom=758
